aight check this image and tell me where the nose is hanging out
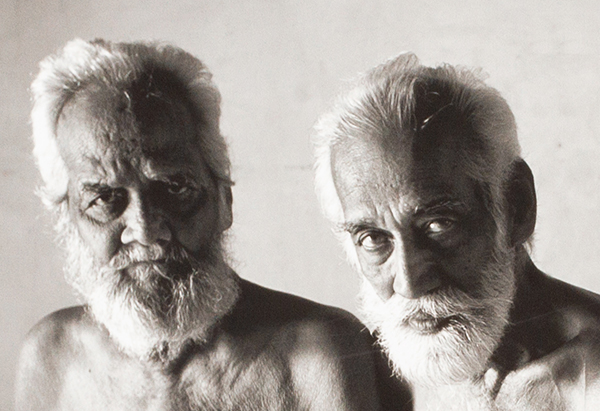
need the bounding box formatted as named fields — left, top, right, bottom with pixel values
left=120, top=195, right=171, bottom=246
left=392, top=242, right=442, bottom=299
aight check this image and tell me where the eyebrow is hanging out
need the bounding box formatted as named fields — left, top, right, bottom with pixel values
left=337, top=199, right=468, bottom=234
left=80, top=182, right=112, bottom=193
left=414, top=199, right=469, bottom=216
left=337, top=220, right=379, bottom=234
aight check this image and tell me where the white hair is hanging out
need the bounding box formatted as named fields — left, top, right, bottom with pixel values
left=313, top=52, right=521, bottom=227
left=358, top=225, right=515, bottom=387
left=62, top=213, right=240, bottom=361
left=31, top=38, right=230, bottom=214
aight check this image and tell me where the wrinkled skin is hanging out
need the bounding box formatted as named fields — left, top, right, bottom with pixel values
left=332, top=126, right=600, bottom=410
left=16, top=281, right=411, bottom=411
left=15, top=93, right=410, bottom=411
left=488, top=261, right=600, bottom=411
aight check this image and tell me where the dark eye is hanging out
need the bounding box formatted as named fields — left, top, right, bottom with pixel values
left=89, top=189, right=125, bottom=208
left=151, top=178, right=202, bottom=218
left=424, top=218, right=455, bottom=235
left=357, top=231, right=393, bottom=253
left=85, top=189, right=127, bottom=221
left=167, top=181, right=191, bottom=196
left=160, top=175, right=198, bottom=199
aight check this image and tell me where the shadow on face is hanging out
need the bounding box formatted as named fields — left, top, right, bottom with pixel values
left=56, top=83, right=229, bottom=267
left=330, top=117, right=503, bottom=303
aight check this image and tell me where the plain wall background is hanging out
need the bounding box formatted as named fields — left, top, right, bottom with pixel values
left=1, top=0, right=599, bottom=408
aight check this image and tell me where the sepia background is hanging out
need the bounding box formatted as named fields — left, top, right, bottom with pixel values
left=1, top=0, right=599, bottom=408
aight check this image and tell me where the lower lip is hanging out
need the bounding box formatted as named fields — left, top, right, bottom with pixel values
left=128, top=260, right=165, bottom=267
left=123, top=261, right=166, bottom=274
left=407, top=316, right=453, bottom=334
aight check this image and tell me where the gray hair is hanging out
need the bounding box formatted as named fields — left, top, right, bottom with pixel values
left=31, top=38, right=231, bottom=214
left=313, top=53, right=521, bottom=225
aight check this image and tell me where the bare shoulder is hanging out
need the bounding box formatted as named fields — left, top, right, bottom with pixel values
left=496, top=273, right=600, bottom=409
left=18, top=305, right=92, bottom=367
left=497, top=329, right=600, bottom=411
left=228, top=279, right=370, bottom=348
left=221, top=279, right=409, bottom=410
left=18, top=305, right=100, bottom=361
left=15, top=305, right=102, bottom=410
left=516, top=271, right=600, bottom=369
left=226, top=279, right=375, bottom=373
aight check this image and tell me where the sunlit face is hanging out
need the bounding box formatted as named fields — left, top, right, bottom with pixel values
left=331, top=130, right=516, bottom=385
left=55, top=91, right=238, bottom=359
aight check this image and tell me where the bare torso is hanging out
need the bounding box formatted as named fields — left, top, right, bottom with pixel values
left=409, top=263, right=600, bottom=411
left=16, top=279, right=410, bottom=411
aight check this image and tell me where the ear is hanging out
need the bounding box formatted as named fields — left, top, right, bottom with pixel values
left=505, top=159, right=537, bottom=247
left=217, top=184, right=233, bottom=232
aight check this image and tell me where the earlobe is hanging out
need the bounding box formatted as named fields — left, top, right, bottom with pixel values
left=217, top=185, right=233, bottom=232
left=506, top=159, right=537, bottom=247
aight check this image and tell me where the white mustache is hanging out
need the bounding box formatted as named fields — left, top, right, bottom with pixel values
left=392, top=287, right=490, bottom=324
left=109, top=243, right=190, bottom=271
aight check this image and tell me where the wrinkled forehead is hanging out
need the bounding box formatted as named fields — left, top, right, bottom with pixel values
left=330, top=128, right=476, bottom=211
left=331, top=135, right=407, bottom=196
left=56, top=87, right=202, bottom=176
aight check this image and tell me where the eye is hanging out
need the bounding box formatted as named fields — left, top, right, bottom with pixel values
left=89, top=189, right=125, bottom=208
left=167, top=181, right=190, bottom=196
left=357, top=231, right=393, bottom=253
left=150, top=177, right=203, bottom=217
left=160, top=174, right=198, bottom=199
left=424, top=218, right=455, bottom=235
left=84, top=188, right=127, bottom=221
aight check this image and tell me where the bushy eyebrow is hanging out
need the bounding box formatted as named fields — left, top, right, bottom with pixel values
left=338, top=220, right=380, bottom=234
left=154, top=172, right=198, bottom=185
left=337, top=199, right=468, bottom=234
left=414, top=199, right=468, bottom=216
left=80, top=182, right=112, bottom=193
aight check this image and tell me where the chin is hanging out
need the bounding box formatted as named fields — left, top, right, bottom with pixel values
left=358, top=262, right=515, bottom=387
left=63, top=227, right=240, bottom=361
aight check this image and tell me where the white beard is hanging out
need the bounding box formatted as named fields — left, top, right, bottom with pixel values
left=358, top=244, right=515, bottom=388
left=61, top=223, right=240, bottom=361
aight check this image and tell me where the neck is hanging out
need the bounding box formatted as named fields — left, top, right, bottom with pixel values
left=484, top=250, right=557, bottom=394
left=507, top=249, right=547, bottom=328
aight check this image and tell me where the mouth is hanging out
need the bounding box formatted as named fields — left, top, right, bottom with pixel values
left=121, top=260, right=169, bottom=277
left=405, top=312, right=454, bottom=334
left=126, top=259, right=167, bottom=269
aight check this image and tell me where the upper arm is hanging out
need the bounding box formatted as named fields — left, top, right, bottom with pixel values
left=286, top=318, right=368, bottom=410
left=286, top=314, right=410, bottom=411
left=15, top=320, right=62, bottom=410
left=371, top=346, right=413, bottom=411
left=496, top=330, right=600, bottom=411
left=15, top=308, right=84, bottom=411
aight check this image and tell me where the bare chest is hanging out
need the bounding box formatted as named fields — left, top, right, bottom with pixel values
left=58, top=347, right=296, bottom=411
left=412, top=383, right=491, bottom=411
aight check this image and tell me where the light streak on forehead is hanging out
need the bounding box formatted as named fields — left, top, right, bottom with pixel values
left=338, top=197, right=468, bottom=233
left=69, top=144, right=209, bottom=192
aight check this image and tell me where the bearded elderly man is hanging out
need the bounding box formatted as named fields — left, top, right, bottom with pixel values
left=313, top=53, right=600, bottom=410
left=14, top=39, right=409, bottom=411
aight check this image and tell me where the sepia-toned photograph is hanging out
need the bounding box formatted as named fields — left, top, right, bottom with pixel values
left=2, top=1, right=600, bottom=409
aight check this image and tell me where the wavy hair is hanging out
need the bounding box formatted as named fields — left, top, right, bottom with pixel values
left=31, top=38, right=231, bottom=216
left=313, top=53, right=522, bottom=266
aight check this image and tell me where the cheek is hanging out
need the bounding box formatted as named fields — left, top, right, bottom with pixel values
left=169, top=200, right=220, bottom=254
left=67, top=191, right=120, bottom=265
left=442, top=235, right=498, bottom=295
left=73, top=217, right=122, bottom=265
left=357, top=253, right=396, bottom=300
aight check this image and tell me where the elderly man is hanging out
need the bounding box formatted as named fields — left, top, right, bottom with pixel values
left=313, top=53, right=600, bottom=410
left=15, top=39, right=408, bottom=411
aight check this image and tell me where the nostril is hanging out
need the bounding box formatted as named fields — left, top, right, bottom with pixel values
left=155, top=221, right=172, bottom=242
left=121, top=216, right=171, bottom=246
